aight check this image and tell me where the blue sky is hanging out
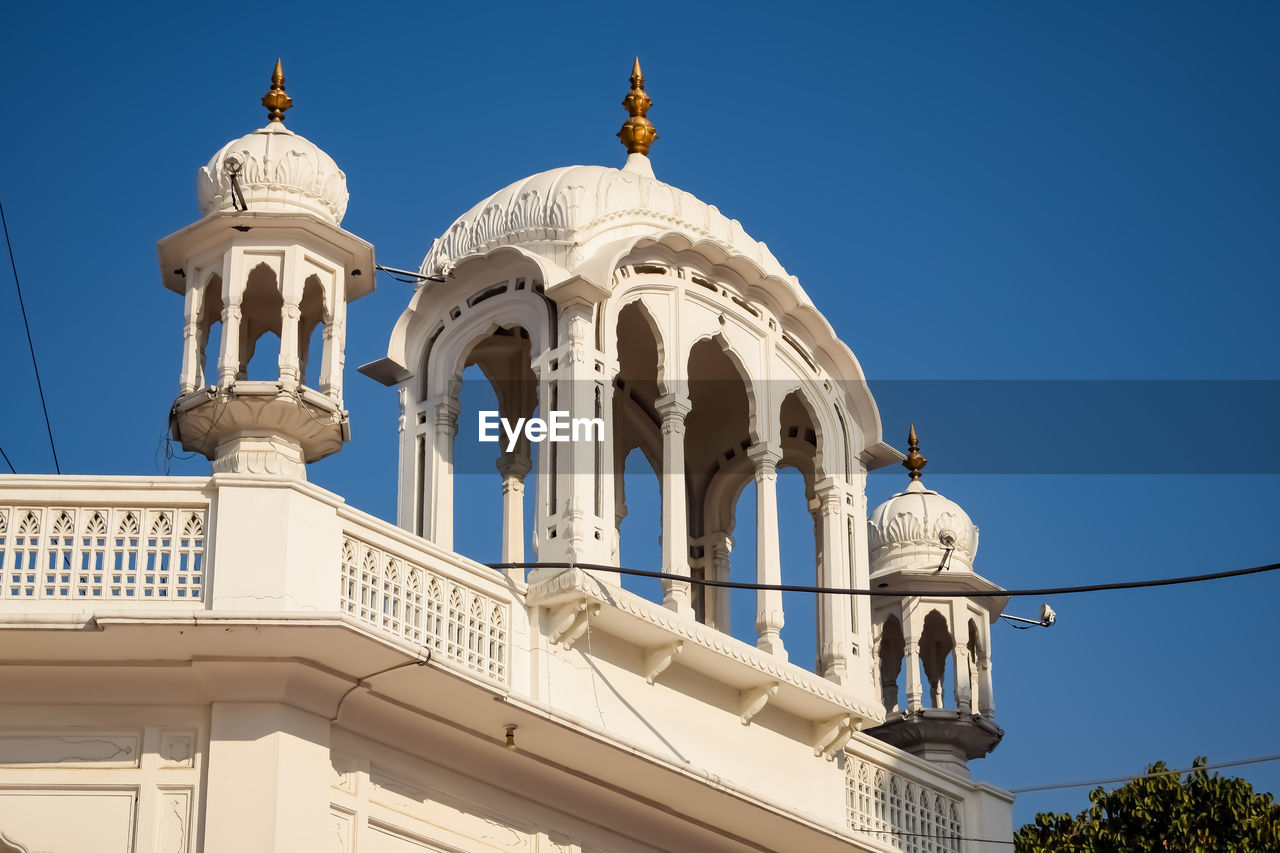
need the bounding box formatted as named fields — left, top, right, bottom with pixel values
left=2, top=0, right=1277, bottom=832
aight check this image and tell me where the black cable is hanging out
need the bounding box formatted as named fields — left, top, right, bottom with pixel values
left=485, top=560, right=1280, bottom=599
left=329, top=654, right=430, bottom=722
left=0, top=198, right=60, bottom=474
left=852, top=827, right=1014, bottom=846
left=0, top=443, right=15, bottom=474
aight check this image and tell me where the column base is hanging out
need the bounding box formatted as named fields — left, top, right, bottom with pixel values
left=213, top=433, right=307, bottom=479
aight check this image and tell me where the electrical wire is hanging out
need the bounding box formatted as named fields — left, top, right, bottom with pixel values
left=852, top=827, right=1013, bottom=847
left=0, top=198, right=60, bottom=473
left=1009, top=753, right=1280, bottom=794
left=0, top=443, right=15, bottom=474
left=485, top=560, right=1280, bottom=599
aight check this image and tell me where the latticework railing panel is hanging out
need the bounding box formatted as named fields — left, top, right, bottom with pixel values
left=847, top=756, right=963, bottom=853
left=0, top=505, right=206, bottom=602
left=340, top=536, right=508, bottom=683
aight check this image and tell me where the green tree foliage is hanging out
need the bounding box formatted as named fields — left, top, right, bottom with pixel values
left=1014, top=758, right=1280, bottom=853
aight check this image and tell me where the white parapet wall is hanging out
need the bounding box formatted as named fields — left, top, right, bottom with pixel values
left=0, top=474, right=1012, bottom=852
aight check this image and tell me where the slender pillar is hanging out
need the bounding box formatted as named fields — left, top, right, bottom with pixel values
left=429, top=390, right=459, bottom=549
left=708, top=531, right=733, bottom=632
left=498, top=451, right=532, bottom=578
left=978, top=657, right=995, bottom=718
left=656, top=393, right=692, bottom=616
left=904, top=638, right=923, bottom=713
left=748, top=443, right=785, bottom=658
left=180, top=279, right=202, bottom=393
left=279, top=302, right=301, bottom=387
left=815, top=478, right=850, bottom=684
left=322, top=292, right=346, bottom=403
left=953, top=642, right=973, bottom=714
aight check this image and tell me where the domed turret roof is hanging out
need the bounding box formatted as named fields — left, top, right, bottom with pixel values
left=868, top=428, right=980, bottom=576
left=195, top=61, right=349, bottom=225
left=421, top=57, right=788, bottom=283
left=421, top=155, right=789, bottom=285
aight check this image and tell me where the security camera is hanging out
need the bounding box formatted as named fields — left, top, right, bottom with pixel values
left=938, top=530, right=957, bottom=547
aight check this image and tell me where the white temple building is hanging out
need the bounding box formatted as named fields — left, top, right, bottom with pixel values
left=0, top=61, right=1014, bottom=852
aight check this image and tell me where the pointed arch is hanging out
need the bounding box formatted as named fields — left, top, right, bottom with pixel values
left=297, top=273, right=328, bottom=387
left=197, top=273, right=224, bottom=387
left=239, top=261, right=284, bottom=380
left=919, top=609, right=953, bottom=709
left=879, top=614, right=905, bottom=714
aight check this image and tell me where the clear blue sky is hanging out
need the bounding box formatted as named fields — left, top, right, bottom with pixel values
left=2, top=0, right=1277, bottom=832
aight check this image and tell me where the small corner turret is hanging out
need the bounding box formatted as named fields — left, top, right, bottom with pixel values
left=865, top=428, right=1008, bottom=776
left=158, top=61, right=375, bottom=479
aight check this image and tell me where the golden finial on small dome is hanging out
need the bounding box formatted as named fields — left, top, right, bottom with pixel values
left=262, top=58, right=293, bottom=123
left=903, top=424, right=927, bottom=481
left=617, top=57, right=658, bottom=156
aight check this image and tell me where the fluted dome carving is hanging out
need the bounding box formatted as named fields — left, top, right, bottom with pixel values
left=868, top=479, right=980, bottom=576
left=421, top=159, right=790, bottom=284
left=197, top=123, right=349, bottom=224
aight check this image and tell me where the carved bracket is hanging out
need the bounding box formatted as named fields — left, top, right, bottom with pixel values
left=546, top=599, right=600, bottom=650
left=811, top=714, right=851, bottom=758
left=643, top=641, right=684, bottom=685
left=738, top=682, right=779, bottom=726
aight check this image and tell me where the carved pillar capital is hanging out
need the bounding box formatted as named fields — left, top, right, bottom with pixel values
left=747, top=443, right=782, bottom=481
left=497, top=451, right=533, bottom=484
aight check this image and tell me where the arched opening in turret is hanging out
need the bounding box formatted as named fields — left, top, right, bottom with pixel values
left=967, top=617, right=986, bottom=715
left=450, top=326, right=538, bottom=564
left=777, top=391, right=820, bottom=672
left=618, top=447, right=662, bottom=602
left=687, top=337, right=754, bottom=635
left=879, top=615, right=905, bottom=714
left=919, top=610, right=953, bottom=709
left=613, top=302, right=664, bottom=602
left=298, top=274, right=327, bottom=389
left=239, top=262, right=284, bottom=381
left=197, top=274, right=224, bottom=388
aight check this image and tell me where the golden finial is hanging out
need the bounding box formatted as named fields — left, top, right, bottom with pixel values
left=903, top=424, right=927, bottom=481
left=617, top=57, right=658, bottom=156
left=262, top=58, right=293, bottom=123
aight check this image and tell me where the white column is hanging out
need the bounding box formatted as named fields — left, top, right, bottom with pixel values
left=534, top=297, right=613, bottom=568
left=954, top=640, right=973, bottom=714
left=218, top=250, right=243, bottom=389
left=278, top=247, right=302, bottom=387
left=904, top=639, right=923, bottom=713
left=180, top=278, right=202, bottom=394
left=429, top=391, right=459, bottom=549
left=708, top=531, right=733, bottom=632
left=656, top=393, right=692, bottom=616
left=321, top=278, right=346, bottom=403
left=498, top=451, right=532, bottom=576
left=815, top=478, right=851, bottom=684
left=903, top=600, right=923, bottom=713
left=847, top=466, right=875, bottom=687
left=978, top=656, right=995, bottom=718
left=203, top=703, right=332, bottom=852
left=748, top=443, right=785, bottom=658
left=279, top=302, right=301, bottom=387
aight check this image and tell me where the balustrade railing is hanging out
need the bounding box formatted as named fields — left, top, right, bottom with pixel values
left=847, top=756, right=963, bottom=853
left=340, top=534, right=509, bottom=683
left=0, top=504, right=207, bottom=603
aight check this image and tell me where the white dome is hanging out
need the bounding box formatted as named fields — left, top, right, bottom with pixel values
left=422, top=155, right=792, bottom=285
left=197, top=123, right=348, bottom=224
left=868, top=479, right=980, bottom=576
